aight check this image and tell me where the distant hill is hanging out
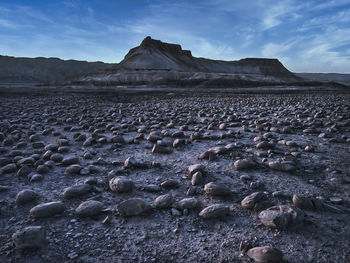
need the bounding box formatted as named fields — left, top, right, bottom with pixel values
left=297, top=73, right=350, bottom=86
left=1, top=37, right=348, bottom=89
left=0, top=55, right=113, bottom=84
left=116, top=36, right=297, bottom=78
left=72, top=37, right=303, bottom=87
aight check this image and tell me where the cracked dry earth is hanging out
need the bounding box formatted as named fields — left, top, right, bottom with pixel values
left=0, top=92, right=350, bottom=263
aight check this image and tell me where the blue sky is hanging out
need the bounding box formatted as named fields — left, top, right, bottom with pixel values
left=0, top=0, right=350, bottom=73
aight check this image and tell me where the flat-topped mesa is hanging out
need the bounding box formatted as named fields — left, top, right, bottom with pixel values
left=140, top=36, right=192, bottom=57
left=117, top=36, right=297, bottom=78
left=237, top=58, right=295, bottom=77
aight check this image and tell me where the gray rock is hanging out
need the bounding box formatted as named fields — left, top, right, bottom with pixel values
left=269, top=161, right=296, bottom=172
left=109, top=176, right=134, bottom=193
left=50, top=153, right=63, bottom=162
left=198, top=204, right=230, bottom=219
left=153, top=194, right=174, bottom=209
left=12, top=226, right=46, bottom=249
left=204, top=182, right=231, bottom=196
left=191, top=171, right=203, bottom=185
left=124, top=157, right=136, bottom=168
left=2, top=163, right=17, bottom=173
left=188, top=164, right=205, bottom=177
left=16, top=189, right=38, bottom=205
left=62, top=156, right=80, bottom=166
left=75, top=200, right=103, bottom=217
left=234, top=159, right=255, bottom=171
left=177, top=198, right=199, bottom=210
left=17, top=165, right=32, bottom=177
left=247, top=246, right=283, bottom=263
left=258, top=205, right=304, bottom=229
left=152, top=144, right=172, bottom=154
left=29, top=173, right=43, bottom=182
left=37, top=164, right=50, bottom=174
left=63, top=184, right=91, bottom=199
left=30, top=201, right=65, bottom=218
left=117, top=198, right=149, bottom=216
left=241, top=192, right=267, bottom=210
left=292, top=195, right=315, bottom=210
left=66, top=164, right=82, bottom=174
left=160, top=179, right=179, bottom=189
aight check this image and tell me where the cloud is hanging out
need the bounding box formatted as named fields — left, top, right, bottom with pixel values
left=0, top=18, right=17, bottom=28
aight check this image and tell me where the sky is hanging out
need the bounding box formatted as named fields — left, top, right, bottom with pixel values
left=0, top=0, right=350, bottom=73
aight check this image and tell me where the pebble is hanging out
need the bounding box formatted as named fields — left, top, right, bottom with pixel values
left=247, top=246, right=283, bottom=263
left=16, top=189, right=39, bottom=205
left=30, top=201, right=65, bottom=218
left=66, top=164, right=82, bottom=174
left=176, top=198, right=199, bottom=210
left=109, top=176, right=134, bottom=193
left=198, top=204, right=230, bottom=219
left=204, top=182, right=231, bottom=196
left=75, top=200, right=104, bottom=217
left=63, top=184, right=92, bottom=199
left=12, top=226, right=46, bottom=249
left=191, top=171, right=204, bottom=185
left=234, top=159, right=255, bottom=170
left=258, top=205, right=304, bottom=229
left=241, top=192, right=267, bottom=210
left=268, top=161, right=296, bottom=172
left=2, top=163, right=17, bottom=173
left=188, top=164, right=205, bottom=177
left=117, top=198, right=149, bottom=216
left=153, top=194, right=174, bottom=209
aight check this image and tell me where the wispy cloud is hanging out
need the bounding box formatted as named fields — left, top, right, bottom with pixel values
left=0, top=0, right=349, bottom=72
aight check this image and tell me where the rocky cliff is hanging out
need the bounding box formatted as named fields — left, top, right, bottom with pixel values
left=116, top=36, right=296, bottom=78
left=0, top=55, right=113, bottom=84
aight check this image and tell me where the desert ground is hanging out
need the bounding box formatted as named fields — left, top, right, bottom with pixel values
left=1, top=92, right=350, bottom=263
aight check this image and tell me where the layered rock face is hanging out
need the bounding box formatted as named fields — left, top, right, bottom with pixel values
left=0, top=55, right=113, bottom=84
left=117, top=36, right=296, bottom=78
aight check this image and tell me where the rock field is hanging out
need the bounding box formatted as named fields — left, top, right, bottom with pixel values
left=0, top=92, right=350, bottom=262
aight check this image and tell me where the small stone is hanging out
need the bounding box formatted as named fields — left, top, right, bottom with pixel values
left=152, top=144, right=172, bottom=154
left=117, top=198, right=149, bottom=216
left=75, top=200, right=103, bottom=217
left=124, top=157, right=136, bottom=168
left=84, top=176, right=97, bottom=185
left=109, top=177, right=134, bottom=193
left=29, top=173, right=43, bottom=182
left=204, top=182, right=231, bottom=196
left=241, top=192, right=267, bottom=210
left=30, top=201, right=65, bottom=218
left=17, top=165, right=32, bottom=177
left=258, top=205, right=304, bottom=229
left=234, top=159, right=255, bottom=171
left=63, top=184, right=91, bottom=199
left=198, top=204, right=230, bottom=219
left=191, top=171, right=203, bottom=185
left=269, top=161, right=296, bottom=172
left=12, top=226, right=46, bottom=249
left=188, top=164, right=205, bottom=177
left=66, top=164, right=82, bottom=175
left=247, top=246, right=283, bottom=263
left=16, top=189, right=38, bottom=205
left=37, top=164, right=50, bottom=174
left=292, top=195, right=315, bottom=210
left=160, top=179, right=179, bottom=189
left=62, top=156, right=80, bottom=166
left=2, top=163, right=17, bottom=173
left=176, top=198, right=199, bottom=210
left=153, top=194, right=174, bottom=209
